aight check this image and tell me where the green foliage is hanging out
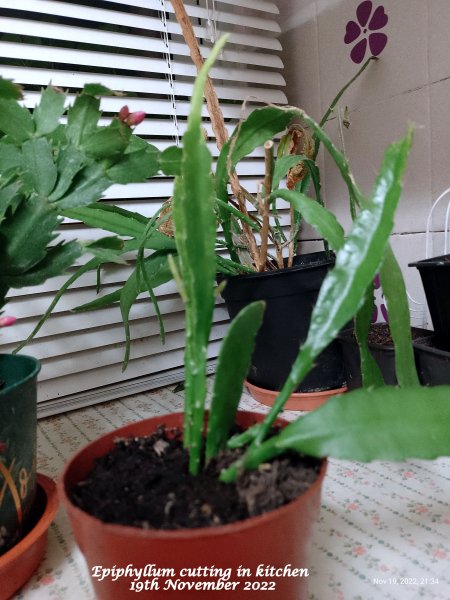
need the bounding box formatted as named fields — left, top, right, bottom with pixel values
left=206, top=301, right=265, bottom=461
left=235, top=386, right=450, bottom=468
left=0, top=77, right=162, bottom=317
left=172, top=36, right=228, bottom=475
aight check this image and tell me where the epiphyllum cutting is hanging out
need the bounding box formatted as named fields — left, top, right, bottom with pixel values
left=345, top=1, right=388, bottom=64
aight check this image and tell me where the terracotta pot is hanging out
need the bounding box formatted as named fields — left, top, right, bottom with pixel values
left=245, top=380, right=347, bottom=411
left=0, top=474, right=58, bottom=600
left=61, top=412, right=326, bottom=600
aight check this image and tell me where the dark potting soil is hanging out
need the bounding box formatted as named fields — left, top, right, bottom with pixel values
left=362, top=324, right=429, bottom=347
left=70, top=424, right=322, bottom=531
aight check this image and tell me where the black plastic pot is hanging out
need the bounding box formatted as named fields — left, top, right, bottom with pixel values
left=0, top=354, right=41, bottom=555
left=413, top=335, right=450, bottom=385
left=220, top=252, right=346, bottom=393
left=409, top=255, right=450, bottom=348
left=338, top=325, right=432, bottom=390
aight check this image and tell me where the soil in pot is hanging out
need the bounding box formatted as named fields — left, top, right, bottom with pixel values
left=70, top=424, right=322, bottom=529
left=62, top=412, right=326, bottom=600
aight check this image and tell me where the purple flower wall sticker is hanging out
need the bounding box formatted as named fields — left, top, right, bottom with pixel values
left=345, top=1, right=389, bottom=64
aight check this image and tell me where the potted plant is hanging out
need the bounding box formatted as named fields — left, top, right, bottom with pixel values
left=0, top=75, right=161, bottom=593
left=59, top=41, right=450, bottom=600
left=27, top=3, right=378, bottom=404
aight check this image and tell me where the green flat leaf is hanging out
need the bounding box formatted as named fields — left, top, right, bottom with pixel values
left=0, top=195, right=60, bottom=275
left=67, top=93, right=101, bottom=146
left=21, top=137, right=58, bottom=197
left=120, top=251, right=172, bottom=369
left=206, top=301, right=265, bottom=460
left=172, top=36, right=228, bottom=474
left=34, top=85, right=66, bottom=136
left=49, top=145, right=86, bottom=201
left=107, top=143, right=160, bottom=183
left=0, top=99, right=34, bottom=142
left=73, top=288, right=121, bottom=312
left=272, top=155, right=308, bottom=190
left=244, top=386, right=450, bottom=466
left=14, top=257, right=101, bottom=353
left=355, top=285, right=385, bottom=388
left=380, top=244, right=420, bottom=387
left=3, top=241, right=81, bottom=288
left=82, top=120, right=131, bottom=159
left=84, top=236, right=127, bottom=264
left=0, top=77, right=23, bottom=100
left=160, top=146, right=182, bottom=176
left=56, top=164, right=111, bottom=209
left=272, top=189, right=345, bottom=252
left=221, top=126, right=415, bottom=475
left=0, top=181, right=22, bottom=221
left=0, top=142, right=22, bottom=172
left=216, top=106, right=298, bottom=203
left=61, top=204, right=176, bottom=250
left=82, top=83, right=116, bottom=96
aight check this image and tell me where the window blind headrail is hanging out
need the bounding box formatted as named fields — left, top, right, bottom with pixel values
left=103, top=0, right=280, bottom=17
left=0, top=3, right=282, bottom=50
left=0, top=18, right=283, bottom=68
left=1, top=0, right=280, bottom=33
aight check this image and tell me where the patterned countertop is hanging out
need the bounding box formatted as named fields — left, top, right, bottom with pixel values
left=13, top=382, right=450, bottom=600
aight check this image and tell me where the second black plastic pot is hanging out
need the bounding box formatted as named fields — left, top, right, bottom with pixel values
left=409, top=254, right=450, bottom=348
left=337, top=325, right=433, bottom=389
left=413, top=335, right=450, bottom=385
left=220, top=252, right=346, bottom=393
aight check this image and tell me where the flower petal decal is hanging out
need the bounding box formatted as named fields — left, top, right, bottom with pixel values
left=351, top=38, right=368, bottom=64
left=369, top=32, right=388, bottom=56
left=345, top=2, right=389, bottom=64
left=357, top=1, right=373, bottom=28
left=345, top=20, right=361, bottom=44
left=369, top=5, right=389, bottom=30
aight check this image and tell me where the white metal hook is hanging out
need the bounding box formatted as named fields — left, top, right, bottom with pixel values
left=425, top=186, right=450, bottom=258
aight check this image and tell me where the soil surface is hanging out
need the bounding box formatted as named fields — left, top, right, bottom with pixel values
left=355, top=324, right=431, bottom=347
left=70, top=425, right=322, bottom=531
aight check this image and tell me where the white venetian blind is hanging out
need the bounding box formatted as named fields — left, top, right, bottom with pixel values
left=0, top=0, right=286, bottom=416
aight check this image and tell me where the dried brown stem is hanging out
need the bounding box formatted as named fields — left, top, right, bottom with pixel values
left=171, top=0, right=228, bottom=151
left=172, top=0, right=261, bottom=269
left=258, top=140, right=274, bottom=271
left=287, top=204, right=295, bottom=268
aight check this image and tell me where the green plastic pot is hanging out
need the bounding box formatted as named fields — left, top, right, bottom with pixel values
left=0, top=354, right=41, bottom=555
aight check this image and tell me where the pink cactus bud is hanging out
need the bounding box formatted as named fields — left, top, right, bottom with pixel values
left=127, top=111, right=146, bottom=126
left=0, top=315, right=16, bottom=327
left=118, top=105, right=130, bottom=121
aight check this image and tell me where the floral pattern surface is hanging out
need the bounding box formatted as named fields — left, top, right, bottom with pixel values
left=345, top=1, right=389, bottom=64
left=12, top=381, right=450, bottom=599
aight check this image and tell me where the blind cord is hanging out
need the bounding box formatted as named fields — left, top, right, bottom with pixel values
left=159, top=0, right=180, bottom=146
